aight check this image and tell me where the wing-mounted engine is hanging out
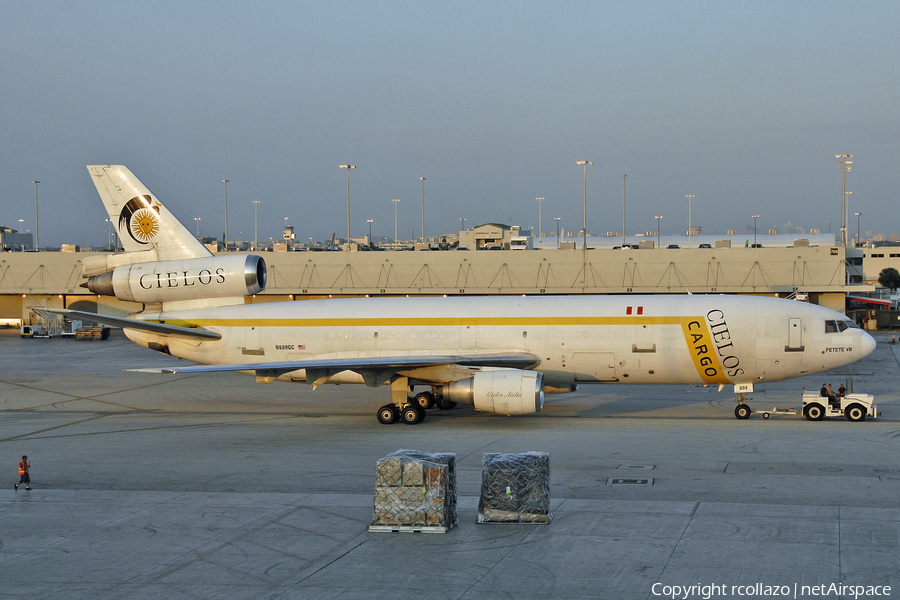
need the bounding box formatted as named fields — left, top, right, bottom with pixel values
left=83, top=254, right=266, bottom=303
left=440, top=369, right=544, bottom=415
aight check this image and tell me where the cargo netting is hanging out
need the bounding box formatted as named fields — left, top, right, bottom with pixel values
left=477, top=452, right=551, bottom=524
left=372, top=449, right=457, bottom=528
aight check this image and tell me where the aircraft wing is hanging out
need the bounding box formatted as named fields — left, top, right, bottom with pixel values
left=39, top=308, right=222, bottom=340
left=129, top=352, right=540, bottom=386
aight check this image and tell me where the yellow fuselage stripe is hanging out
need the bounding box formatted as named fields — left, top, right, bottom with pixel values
left=180, top=316, right=693, bottom=328
left=150, top=314, right=730, bottom=384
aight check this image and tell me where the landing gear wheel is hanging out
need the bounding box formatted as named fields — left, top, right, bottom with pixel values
left=845, top=403, right=866, bottom=422
left=734, top=404, right=751, bottom=420
left=377, top=404, right=399, bottom=425
left=436, top=395, right=457, bottom=411
left=414, top=391, right=436, bottom=410
left=401, top=404, right=425, bottom=425
left=804, top=403, right=825, bottom=421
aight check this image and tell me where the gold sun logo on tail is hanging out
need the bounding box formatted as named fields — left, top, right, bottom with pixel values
left=130, top=208, right=160, bottom=242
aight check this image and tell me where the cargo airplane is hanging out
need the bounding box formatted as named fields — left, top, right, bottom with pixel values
left=47, top=166, right=876, bottom=425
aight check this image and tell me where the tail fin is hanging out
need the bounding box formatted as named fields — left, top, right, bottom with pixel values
left=87, top=165, right=212, bottom=260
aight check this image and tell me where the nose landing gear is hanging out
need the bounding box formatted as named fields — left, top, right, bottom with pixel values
left=734, top=403, right=752, bottom=420
left=734, top=392, right=752, bottom=420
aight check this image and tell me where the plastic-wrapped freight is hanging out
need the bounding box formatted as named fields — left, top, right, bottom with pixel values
left=477, top=452, right=551, bottom=524
left=370, top=449, right=457, bottom=532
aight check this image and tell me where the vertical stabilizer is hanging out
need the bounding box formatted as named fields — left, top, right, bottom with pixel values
left=87, top=165, right=212, bottom=260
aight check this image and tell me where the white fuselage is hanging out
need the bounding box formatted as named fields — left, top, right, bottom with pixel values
left=125, top=294, right=875, bottom=388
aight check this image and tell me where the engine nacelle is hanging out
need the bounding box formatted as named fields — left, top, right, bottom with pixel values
left=441, top=370, right=544, bottom=415
left=84, top=254, right=266, bottom=303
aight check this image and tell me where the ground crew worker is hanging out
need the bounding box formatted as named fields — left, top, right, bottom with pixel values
left=15, top=455, right=30, bottom=491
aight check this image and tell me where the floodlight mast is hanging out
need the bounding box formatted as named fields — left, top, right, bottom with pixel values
left=576, top=161, right=592, bottom=249
left=339, top=165, right=356, bottom=246
left=836, top=154, right=853, bottom=246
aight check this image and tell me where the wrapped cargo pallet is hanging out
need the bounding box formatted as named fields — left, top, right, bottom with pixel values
left=370, top=449, right=457, bottom=532
left=477, top=452, right=551, bottom=524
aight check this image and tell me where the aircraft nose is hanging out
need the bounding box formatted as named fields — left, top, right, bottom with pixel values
left=860, top=331, right=876, bottom=358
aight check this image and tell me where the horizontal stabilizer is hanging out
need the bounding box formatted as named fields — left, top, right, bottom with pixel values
left=40, top=308, right=222, bottom=340
left=128, top=352, right=540, bottom=376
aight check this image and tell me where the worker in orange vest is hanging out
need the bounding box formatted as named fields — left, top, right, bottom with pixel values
left=15, top=455, right=30, bottom=491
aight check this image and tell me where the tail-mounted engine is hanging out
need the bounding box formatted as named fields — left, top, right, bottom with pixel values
left=83, top=254, right=266, bottom=303
left=441, top=370, right=544, bottom=415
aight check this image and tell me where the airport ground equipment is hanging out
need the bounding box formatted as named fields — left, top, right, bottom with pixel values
left=477, top=452, right=551, bottom=524
left=61, top=319, right=83, bottom=338
left=369, top=449, right=457, bottom=533
left=19, top=324, right=46, bottom=337
left=733, top=391, right=877, bottom=421
left=800, top=391, right=877, bottom=421
left=22, top=302, right=64, bottom=338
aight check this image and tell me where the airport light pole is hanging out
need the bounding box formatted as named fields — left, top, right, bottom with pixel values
left=836, top=154, right=853, bottom=246
left=752, top=214, right=760, bottom=247
left=555, top=217, right=561, bottom=249
left=622, top=175, right=626, bottom=246
left=685, top=194, right=695, bottom=248
left=536, top=197, right=544, bottom=247
left=420, top=177, right=426, bottom=245
left=392, top=199, right=400, bottom=249
left=367, top=219, right=374, bottom=245
left=855, top=212, right=862, bottom=246
left=576, top=161, right=592, bottom=249
left=252, top=200, right=261, bottom=251
left=460, top=217, right=466, bottom=231
left=194, top=217, right=201, bottom=239
left=222, top=179, right=229, bottom=250
left=655, top=215, right=662, bottom=248
left=105, top=219, right=111, bottom=251
left=339, top=165, right=356, bottom=246
left=845, top=191, right=852, bottom=244
left=32, top=180, right=39, bottom=252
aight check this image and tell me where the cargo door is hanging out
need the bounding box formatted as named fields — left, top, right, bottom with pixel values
left=573, top=352, right=617, bottom=382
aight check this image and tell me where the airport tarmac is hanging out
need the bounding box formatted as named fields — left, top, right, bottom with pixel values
left=2, top=327, right=899, bottom=599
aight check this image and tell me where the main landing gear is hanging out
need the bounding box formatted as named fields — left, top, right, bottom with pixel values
left=376, top=387, right=458, bottom=425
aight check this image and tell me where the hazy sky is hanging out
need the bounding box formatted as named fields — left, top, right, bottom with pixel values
left=2, top=1, right=897, bottom=247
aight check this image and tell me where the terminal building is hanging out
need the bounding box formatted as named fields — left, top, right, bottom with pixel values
left=0, top=237, right=875, bottom=326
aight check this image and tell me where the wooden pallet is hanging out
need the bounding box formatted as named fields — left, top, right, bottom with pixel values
left=367, top=520, right=456, bottom=534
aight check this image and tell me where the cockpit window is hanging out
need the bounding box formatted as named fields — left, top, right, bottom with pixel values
left=825, top=320, right=854, bottom=333
left=845, top=320, right=860, bottom=329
